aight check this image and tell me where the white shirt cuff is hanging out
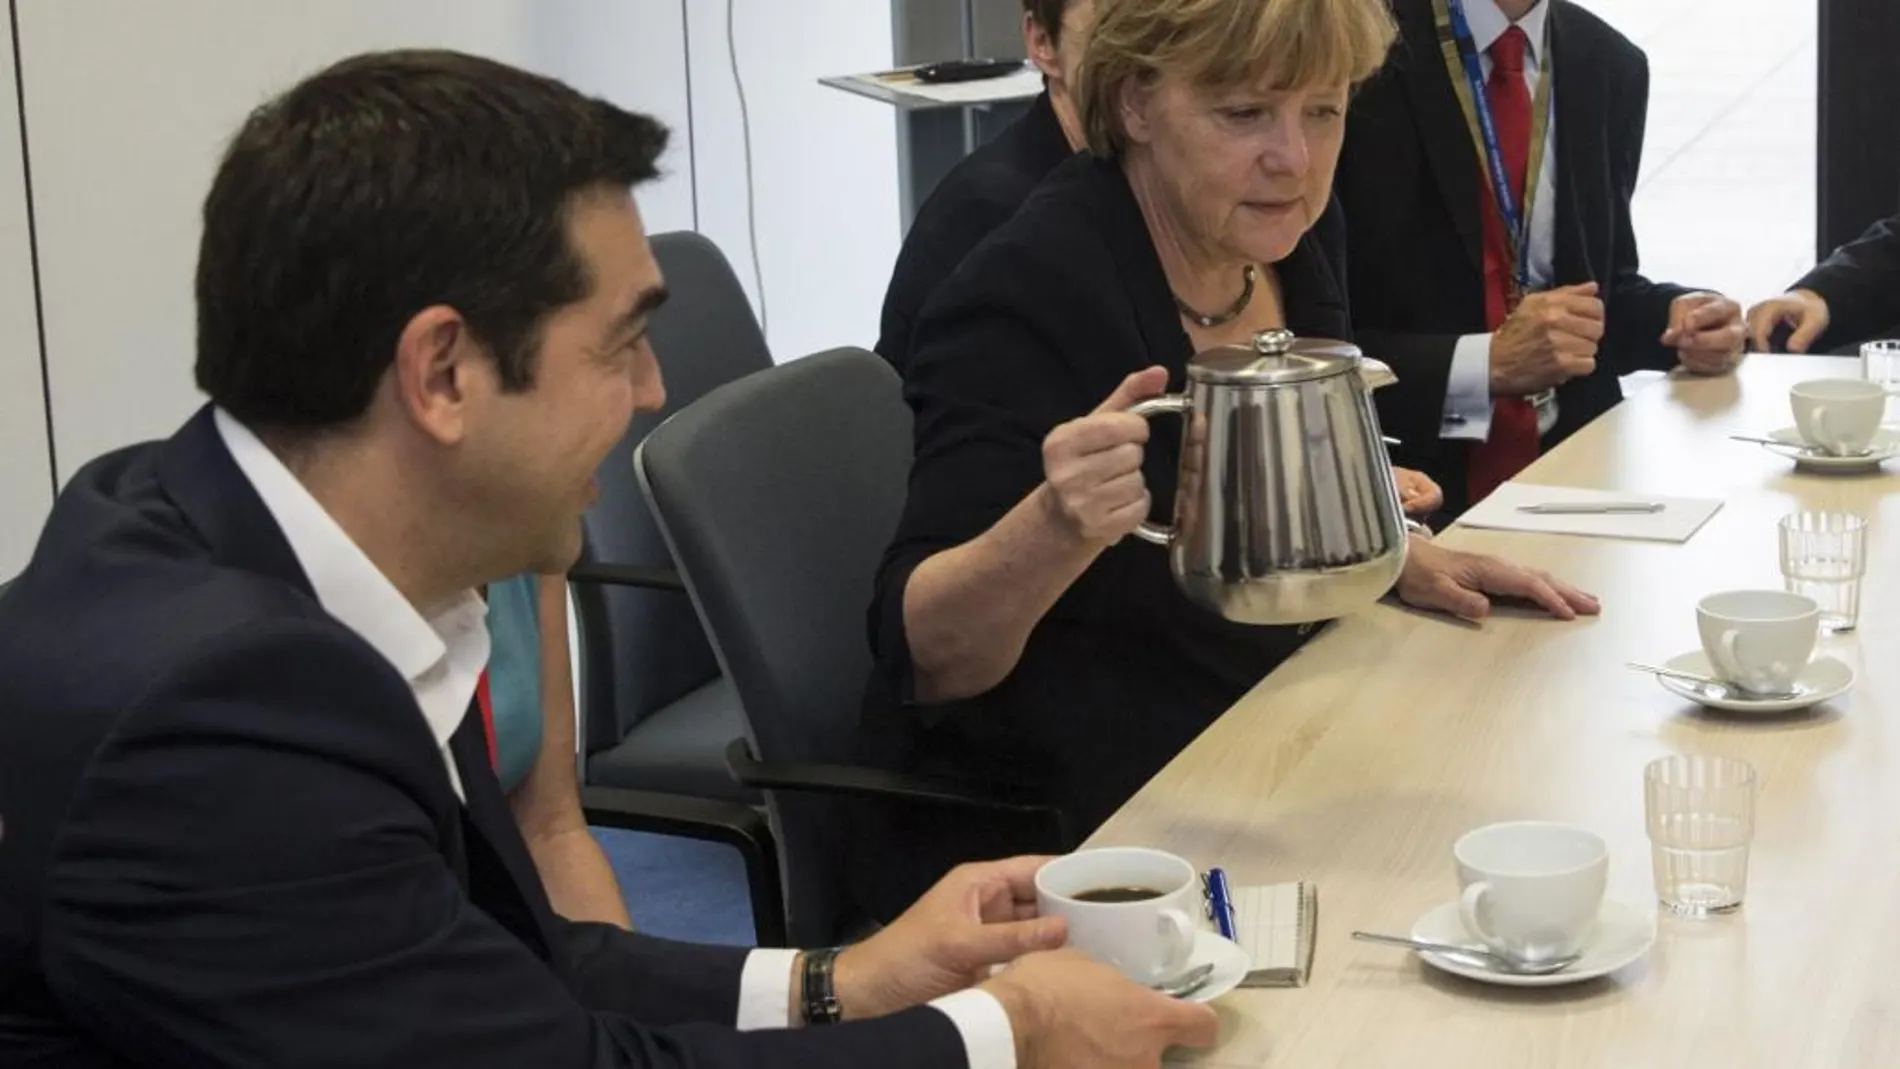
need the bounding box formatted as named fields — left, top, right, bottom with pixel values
left=736, top=948, right=801, bottom=1030
left=930, top=989, right=1017, bottom=1069
left=1441, top=333, right=1496, bottom=441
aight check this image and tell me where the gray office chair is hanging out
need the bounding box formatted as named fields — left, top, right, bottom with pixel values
left=636, top=347, right=1062, bottom=946
left=570, top=231, right=769, bottom=804
left=565, top=230, right=778, bottom=943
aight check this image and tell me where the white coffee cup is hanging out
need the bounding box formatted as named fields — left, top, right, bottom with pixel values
left=1035, top=847, right=1199, bottom=985
left=1455, top=821, right=1608, bottom=964
left=1697, top=589, right=1819, bottom=696
left=1791, top=378, right=1885, bottom=456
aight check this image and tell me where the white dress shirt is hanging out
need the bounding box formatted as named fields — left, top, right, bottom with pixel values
left=214, top=407, right=1014, bottom=1063
left=1441, top=0, right=1560, bottom=442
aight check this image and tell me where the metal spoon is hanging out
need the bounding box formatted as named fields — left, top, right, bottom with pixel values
left=1729, top=434, right=1872, bottom=458
left=1350, top=931, right=1580, bottom=976
left=1151, top=962, right=1216, bottom=998
left=1625, top=662, right=1797, bottom=702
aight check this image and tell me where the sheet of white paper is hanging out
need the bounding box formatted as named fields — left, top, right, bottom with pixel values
left=849, top=65, right=1045, bottom=105
left=1454, top=482, right=1723, bottom=543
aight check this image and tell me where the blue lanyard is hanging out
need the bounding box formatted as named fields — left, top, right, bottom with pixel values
left=1442, top=0, right=1546, bottom=294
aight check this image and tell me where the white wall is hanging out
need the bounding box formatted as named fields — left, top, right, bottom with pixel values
left=685, top=0, right=900, bottom=361
left=17, top=0, right=697, bottom=483
left=0, top=10, right=51, bottom=578
left=0, top=0, right=904, bottom=551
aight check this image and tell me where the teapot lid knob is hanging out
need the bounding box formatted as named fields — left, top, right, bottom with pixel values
left=1252, top=329, right=1295, bottom=355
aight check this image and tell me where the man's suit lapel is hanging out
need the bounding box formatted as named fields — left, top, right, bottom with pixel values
left=449, top=702, right=562, bottom=965
left=1547, top=0, right=1591, bottom=284
left=159, top=403, right=570, bottom=970
left=1398, top=0, right=1485, bottom=276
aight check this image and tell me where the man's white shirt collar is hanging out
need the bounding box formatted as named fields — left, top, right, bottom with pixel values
left=213, top=407, right=487, bottom=798
left=1462, top=0, right=1549, bottom=68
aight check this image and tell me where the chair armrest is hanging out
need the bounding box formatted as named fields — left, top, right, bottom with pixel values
left=724, top=739, right=1064, bottom=824
left=567, top=562, right=686, bottom=592
left=580, top=785, right=787, bottom=947
left=581, top=784, right=764, bottom=841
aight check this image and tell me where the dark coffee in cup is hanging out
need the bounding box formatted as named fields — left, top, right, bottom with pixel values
left=1073, top=886, right=1164, bottom=904
left=1037, top=848, right=1200, bottom=983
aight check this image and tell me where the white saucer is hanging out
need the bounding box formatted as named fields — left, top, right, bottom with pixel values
left=1408, top=897, right=1655, bottom=987
left=1180, top=929, right=1252, bottom=1003
left=1761, top=426, right=1900, bottom=472
left=1656, top=649, right=1855, bottom=713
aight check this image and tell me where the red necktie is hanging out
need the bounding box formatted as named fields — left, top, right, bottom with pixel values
left=475, top=670, right=500, bottom=773
left=1466, top=25, right=1538, bottom=505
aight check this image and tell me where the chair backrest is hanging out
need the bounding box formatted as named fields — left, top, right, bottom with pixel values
left=574, top=231, right=773, bottom=755
left=637, top=347, right=911, bottom=946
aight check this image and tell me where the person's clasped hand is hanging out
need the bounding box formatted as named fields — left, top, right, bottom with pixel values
left=1489, top=283, right=1604, bottom=396
left=1663, top=291, right=1746, bottom=373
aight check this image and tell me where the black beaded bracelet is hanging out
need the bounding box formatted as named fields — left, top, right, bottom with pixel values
left=800, top=947, right=845, bottom=1026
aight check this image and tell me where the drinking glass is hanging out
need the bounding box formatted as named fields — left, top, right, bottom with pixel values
left=1645, top=756, right=1757, bottom=917
left=1779, top=510, right=1868, bottom=631
left=1861, top=339, right=1900, bottom=426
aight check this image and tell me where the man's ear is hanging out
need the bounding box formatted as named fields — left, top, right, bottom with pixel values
left=390, top=305, right=478, bottom=446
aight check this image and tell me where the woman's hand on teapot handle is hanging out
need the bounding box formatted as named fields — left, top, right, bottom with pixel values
left=1040, top=368, right=1169, bottom=545
left=1396, top=540, right=1601, bottom=622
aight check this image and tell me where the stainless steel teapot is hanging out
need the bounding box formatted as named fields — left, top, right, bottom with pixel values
left=1129, top=329, right=1409, bottom=625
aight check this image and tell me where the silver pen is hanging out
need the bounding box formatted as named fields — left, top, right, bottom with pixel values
left=1516, top=501, right=1665, bottom=515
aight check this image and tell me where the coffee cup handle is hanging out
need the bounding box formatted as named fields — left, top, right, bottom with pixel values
left=1713, top=628, right=1750, bottom=686
left=1457, top=881, right=1504, bottom=952
left=1812, top=404, right=1844, bottom=453
left=1125, top=394, right=1192, bottom=546
left=1156, top=908, right=1197, bottom=977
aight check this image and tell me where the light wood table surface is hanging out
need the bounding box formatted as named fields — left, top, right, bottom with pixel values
left=1089, top=356, right=1900, bottom=1067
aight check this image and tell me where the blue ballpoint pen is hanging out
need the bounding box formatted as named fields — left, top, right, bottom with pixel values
left=1205, top=867, right=1237, bottom=941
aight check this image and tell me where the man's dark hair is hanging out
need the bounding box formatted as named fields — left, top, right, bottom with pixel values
left=1024, top=0, right=1073, bottom=45
left=194, top=49, right=669, bottom=431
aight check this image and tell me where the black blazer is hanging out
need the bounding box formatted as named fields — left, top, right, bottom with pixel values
left=851, top=154, right=1345, bottom=921
left=1796, top=211, right=1900, bottom=351
left=876, top=91, right=1076, bottom=373
left=1335, top=0, right=1692, bottom=511
left=0, top=408, right=964, bottom=1068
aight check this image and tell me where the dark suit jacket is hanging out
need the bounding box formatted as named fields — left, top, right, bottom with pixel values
left=875, top=91, right=1075, bottom=373
left=0, top=408, right=965, bottom=1068
left=1796, top=211, right=1900, bottom=351
left=851, top=154, right=1342, bottom=921
left=1335, top=0, right=1693, bottom=511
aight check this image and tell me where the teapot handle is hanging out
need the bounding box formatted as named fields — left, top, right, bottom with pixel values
left=1124, top=394, right=1193, bottom=546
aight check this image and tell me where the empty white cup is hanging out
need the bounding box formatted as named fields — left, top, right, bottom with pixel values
left=1035, top=848, right=1199, bottom=985
left=1455, top=821, right=1608, bottom=963
left=1696, top=589, right=1819, bottom=696
left=1791, top=379, right=1885, bottom=456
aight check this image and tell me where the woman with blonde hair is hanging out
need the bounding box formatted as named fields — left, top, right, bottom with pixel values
left=852, top=0, right=1599, bottom=919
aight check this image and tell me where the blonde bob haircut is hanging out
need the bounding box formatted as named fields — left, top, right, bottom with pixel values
left=1077, top=0, right=1397, bottom=158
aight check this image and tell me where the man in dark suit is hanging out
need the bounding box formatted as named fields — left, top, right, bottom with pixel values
left=875, top=0, right=1086, bottom=374
left=0, top=50, right=1214, bottom=1069
left=1334, top=0, right=1747, bottom=514
left=1748, top=211, right=1900, bottom=353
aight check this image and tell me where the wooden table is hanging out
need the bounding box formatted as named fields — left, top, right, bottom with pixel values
left=1089, top=356, right=1900, bottom=1067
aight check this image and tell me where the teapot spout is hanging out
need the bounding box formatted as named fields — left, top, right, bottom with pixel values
left=1357, top=357, right=1397, bottom=390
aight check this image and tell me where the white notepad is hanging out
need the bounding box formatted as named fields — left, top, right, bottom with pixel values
left=1454, top=481, right=1723, bottom=543
left=1219, top=881, right=1319, bottom=987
